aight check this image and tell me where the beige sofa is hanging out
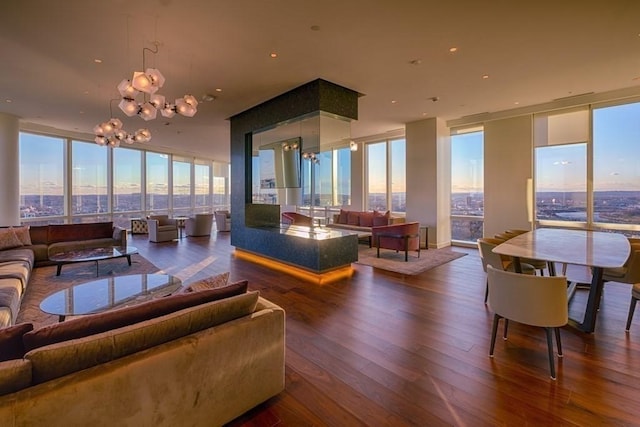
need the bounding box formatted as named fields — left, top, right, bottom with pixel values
left=0, top=287, right=285, bottom=426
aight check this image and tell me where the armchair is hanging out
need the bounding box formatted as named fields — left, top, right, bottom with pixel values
left=214, top=210, right=231, bottom=232
left=147, top=215, right=178, bottom=242
left=185, top=213, right=214, bottom=237
left=371, top=221, right=420, bottom=261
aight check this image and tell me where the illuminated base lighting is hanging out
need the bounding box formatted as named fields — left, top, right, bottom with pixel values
left=234, top=249, right=354, bottom=285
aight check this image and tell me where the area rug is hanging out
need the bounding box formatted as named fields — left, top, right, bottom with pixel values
left=355, top=247, right=466, bottom=275
left=16, top=254, right=160, bottom=327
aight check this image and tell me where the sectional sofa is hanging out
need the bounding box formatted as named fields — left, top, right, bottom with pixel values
left=0, top=281, right=286, bottom=426
left=0, top=223, right=126, bottom=327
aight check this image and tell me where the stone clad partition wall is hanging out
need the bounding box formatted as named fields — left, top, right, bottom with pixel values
left=229, top=79, right=360, bottom=274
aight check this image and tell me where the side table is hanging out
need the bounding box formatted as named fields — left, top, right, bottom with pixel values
left=174, top=216, right=188, bottom=238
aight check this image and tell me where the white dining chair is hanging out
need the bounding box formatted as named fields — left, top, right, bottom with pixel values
left=487, top=265, right=569, bottom=380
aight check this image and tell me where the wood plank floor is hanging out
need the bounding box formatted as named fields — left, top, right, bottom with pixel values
left=130, top=231, right=640, bottom=426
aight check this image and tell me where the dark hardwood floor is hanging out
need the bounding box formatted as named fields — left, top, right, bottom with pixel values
left=130, top=232, right=640, bottom=426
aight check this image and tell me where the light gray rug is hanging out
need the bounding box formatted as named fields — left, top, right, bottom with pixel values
left=355, top=246, right=466, bottom=275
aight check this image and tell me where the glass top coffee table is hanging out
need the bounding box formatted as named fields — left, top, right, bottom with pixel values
left=40, top=273, right=182, bottom=322
left=49, top=246, right=139, bottom=276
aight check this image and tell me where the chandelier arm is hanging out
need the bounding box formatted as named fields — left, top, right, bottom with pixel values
left=142, top=44, right=159, bottom=70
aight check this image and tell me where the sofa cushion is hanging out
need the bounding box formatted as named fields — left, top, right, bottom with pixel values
left=373, top=210, right=391, bottom=226
left=23, top=280, right=249, bottom=353
left=11, top=226, right=32, bottom=246
left=0, top=248, right=35, bottom=268
left=347, top=211, right=361, bottom=225
left=0, top=323, right=34, bottom=361
left=47, top=222, right=114, bottom=244
left=28, top=225, right=49, bottom=245
left=26, top=290, right=260, bottom=384
left=0, top=285, right=22, bottom=328
left=0, top=228, right=23, bottom=250
left=337, top=209, right=349, bottom=224
left=0, top=359, right=32, bottom=396
left=359, top=212, right=374, bottom=227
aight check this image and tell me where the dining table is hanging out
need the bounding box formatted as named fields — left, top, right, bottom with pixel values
left=493, top=228, right=630, bottom=333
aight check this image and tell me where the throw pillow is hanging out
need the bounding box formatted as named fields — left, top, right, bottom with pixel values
left=359, top=212, right=374, bottom=227
left=184, top=272, right=230, bottom=293
left=0, top=228, right=23, bottom=251
left=10, top=226, right=32, bottom=246
left=373, top=210, right=391, bottom=226
left=0, top=323, right=34, bottom=361
left=338, top=209, right=349, bottom=224
left=347, top=211, right=361, bottom=225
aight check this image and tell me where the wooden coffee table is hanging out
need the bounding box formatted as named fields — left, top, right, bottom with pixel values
left=40, top=273, right=182, bottom=322
left=49, top=246, right=139, bottom=276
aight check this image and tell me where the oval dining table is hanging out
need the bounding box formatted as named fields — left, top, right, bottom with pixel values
left=493, top=228, right=630, bottom=333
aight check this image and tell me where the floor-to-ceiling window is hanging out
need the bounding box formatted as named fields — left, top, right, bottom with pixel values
left=365, top=138, right=406, bottom=214
left=19, top=133, right=65, bottom=223
left=172, top=155, right=192, bottom=216
left=213, top=163, right=230, bottom=210
left=18, top=131, right=229, bottom=225
left=146, top=152, right=170, bottom=214
left=71, top=140, right=109, bottom=223
left=534, top=108, right=589, bottom=225
left=450, top=128, right=484, bottom=243
left=112, top=147, right=143, bottom=228
left=593, top=101, right=640, bottom=229
left=194, top=161, right=211, bottom=212
left=534, top=100, right=640, bottom=233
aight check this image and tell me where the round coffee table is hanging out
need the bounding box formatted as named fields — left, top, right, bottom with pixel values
left=40, top=273, right=182, bottom=322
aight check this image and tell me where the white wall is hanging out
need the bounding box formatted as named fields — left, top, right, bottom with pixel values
left=0, top=113, right=20, bottom=225
left=406, top=117, right=451, bottom=248
left=483, top=115, right=533, bottom=237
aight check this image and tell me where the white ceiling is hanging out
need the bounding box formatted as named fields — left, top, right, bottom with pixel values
left=1, top=0, right=639, bottom=162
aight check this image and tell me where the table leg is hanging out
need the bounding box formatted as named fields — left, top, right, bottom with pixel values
left=56, top=263, right=63, bottom=276
left=512, top=256, right=522, bottom=273
left=567, top=266, right=604, bottom=333
left=95, top=260, right=99, bottom=277
left=126, top=255, right=132, bottom=266
left=404, top=236, right=409, bottom=262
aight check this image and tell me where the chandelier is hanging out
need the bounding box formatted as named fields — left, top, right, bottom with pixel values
left=94, top=99, right=151, bottom=147
left=117, top=44, right=198, bottom=120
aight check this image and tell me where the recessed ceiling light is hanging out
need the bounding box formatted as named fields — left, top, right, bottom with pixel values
left=391, top=100, right=397, bottom=104
left=94, top=59, right=102, bottom=63
left=482, top=74, right=490, bottom=79
left=215, top=88, right=223, bottom=92
left=5, top=99, right=12, bottom=103
left=409, top=59, right=422, bottom=66
left=514, top=101, right=520, bottom=105
left=449, top=47, right=458, bottom=53
left=270, top=52, right=278, bottom=58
